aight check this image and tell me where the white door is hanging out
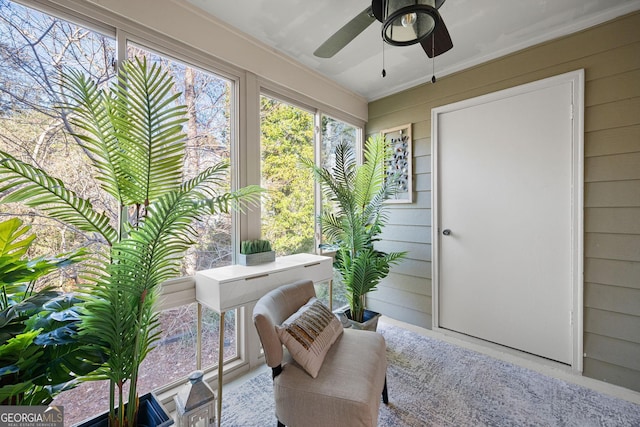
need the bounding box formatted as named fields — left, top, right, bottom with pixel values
left=433, top=72, right=583, bottom=365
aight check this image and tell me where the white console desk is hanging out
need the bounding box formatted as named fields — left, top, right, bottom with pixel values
left=194, top=253, right=333, bottom=426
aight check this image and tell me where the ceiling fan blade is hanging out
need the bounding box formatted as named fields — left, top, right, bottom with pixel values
left=314, top=6, right=376, bottom=58
left=421, top=16, right=453, bottom=58
left=435, top=0, right=446, bottom=9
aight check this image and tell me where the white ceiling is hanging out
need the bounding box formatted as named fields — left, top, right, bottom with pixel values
left=186, top=0, right=640, bottom=101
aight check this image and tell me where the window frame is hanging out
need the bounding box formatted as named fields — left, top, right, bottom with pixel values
left=257, top=84, right=364, bottom=254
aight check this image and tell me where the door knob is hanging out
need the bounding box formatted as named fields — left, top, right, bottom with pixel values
left=442, top=229, right=451, bottom=236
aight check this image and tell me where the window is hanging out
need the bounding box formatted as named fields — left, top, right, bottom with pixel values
left=0, top=1, right=116, bottom=422
left=260, top=94, right=315, bottom=256
left=127, top=42, right=235, bottom=273
left=320, top=115, right=359, bottom=168
left=122, top=42, right=239, bottom=398
left=0, top=0, right=116, bottom=274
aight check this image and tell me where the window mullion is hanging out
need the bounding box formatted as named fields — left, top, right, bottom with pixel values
left=314, top=113, right=323, bottom=252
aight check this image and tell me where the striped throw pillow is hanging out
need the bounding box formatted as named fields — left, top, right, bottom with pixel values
left=276, top=298, right=343, bottom=378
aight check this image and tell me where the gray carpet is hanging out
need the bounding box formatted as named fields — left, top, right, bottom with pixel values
left=221, top=322, right=640, bottom=426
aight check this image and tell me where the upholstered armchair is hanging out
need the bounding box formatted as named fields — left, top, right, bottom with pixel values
left=253, top=280, right=388, bottom=427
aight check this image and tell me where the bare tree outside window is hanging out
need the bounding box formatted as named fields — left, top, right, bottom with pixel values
left=0, top=0, right=116, bottom=289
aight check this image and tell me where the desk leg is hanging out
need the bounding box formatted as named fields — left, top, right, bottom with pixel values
left=196, top=304, right=202, bottom=370
left=329, top=279, right=333, bottom=311
left=217, top=310, right=225, bottom=427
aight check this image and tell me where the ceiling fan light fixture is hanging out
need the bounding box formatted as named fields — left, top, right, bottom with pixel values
left=401, top=12, right=417, bottom=27
left=382, top=0, right=438, bottom=46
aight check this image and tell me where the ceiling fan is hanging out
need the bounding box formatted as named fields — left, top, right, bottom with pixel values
left=314, top=0, right=453, bottom=59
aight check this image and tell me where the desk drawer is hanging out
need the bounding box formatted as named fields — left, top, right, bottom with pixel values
left=195, top=255, right=332, bottom=312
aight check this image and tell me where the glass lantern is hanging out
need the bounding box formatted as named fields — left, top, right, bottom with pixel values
left=174, top=370, right=216, bottom=427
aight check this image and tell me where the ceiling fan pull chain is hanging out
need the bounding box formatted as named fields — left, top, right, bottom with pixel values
left=382, top=39, right=387, bottom=77
left=431, top=36, right=437, bottom=83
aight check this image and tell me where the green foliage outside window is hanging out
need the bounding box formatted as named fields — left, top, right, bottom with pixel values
left=260, top=96, right=315, bottom=256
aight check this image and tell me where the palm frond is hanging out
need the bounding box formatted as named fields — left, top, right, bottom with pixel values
left=59, top=69, right=125, bottom=204
left=332, top=140, right=356, bottom=190
left=113, top=57, right=188, bottom=205
left=182, top=162, right=231, bottom=197
left=0, top=152, right=117, bottom=245
left=180, top=164, right=263, bottom=214
left=355, top=134, right=386, bottom=209
left=210, top=185, right=264, bottom=214
left=319, top=212, right=343, bottom=243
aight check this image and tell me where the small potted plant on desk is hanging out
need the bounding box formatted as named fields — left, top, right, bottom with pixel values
left=0, top=57, right=261, bottom=426
left=239, top=239, right=275, bottom=266
left=301, top=134, right=407, bottom=331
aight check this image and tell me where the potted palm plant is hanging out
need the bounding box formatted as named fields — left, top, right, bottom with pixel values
left=0, top=57, right=261, bottom=426
left=301, top=134, right=406, bottom=330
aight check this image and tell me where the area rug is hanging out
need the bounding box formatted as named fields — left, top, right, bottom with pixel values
left=221, top=321, right=640, bottom=426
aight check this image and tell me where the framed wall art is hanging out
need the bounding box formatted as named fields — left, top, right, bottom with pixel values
left=381, top=124, right=412, bottom=203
